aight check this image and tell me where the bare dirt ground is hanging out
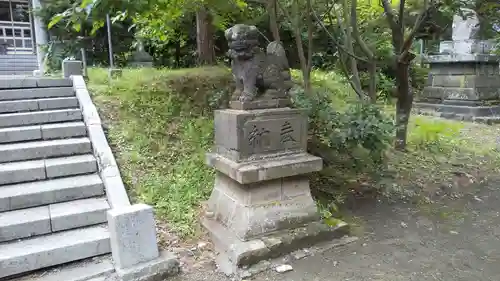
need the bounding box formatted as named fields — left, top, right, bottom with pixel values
left=170, top=177, right=500, bottom=281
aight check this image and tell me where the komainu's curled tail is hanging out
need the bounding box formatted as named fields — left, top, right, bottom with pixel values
left=266, top=41, right=289, bottom=70
left=266, top=41, right=292, bottom=89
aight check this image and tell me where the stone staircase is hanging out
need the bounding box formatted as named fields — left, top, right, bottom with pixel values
left=0, top=54, right=38, bottom=75
left=0, top=78, right=111, bottom=278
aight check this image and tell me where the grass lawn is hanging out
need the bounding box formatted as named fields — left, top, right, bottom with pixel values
left=87, top=66, right=500, bottom=242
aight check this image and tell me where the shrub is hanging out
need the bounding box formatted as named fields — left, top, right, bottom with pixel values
left=292, top=87, right=395, bottom=167
left=410, top=63, right=430, bottom=92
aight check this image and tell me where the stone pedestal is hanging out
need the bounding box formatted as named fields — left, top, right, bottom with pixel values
left=415, top=7, right=500, bottom=123
left=203, top=107, right=348, bottom=275
left=129, top=42, right=153, bottom=68
left=416, top=47, right=500, bottom=123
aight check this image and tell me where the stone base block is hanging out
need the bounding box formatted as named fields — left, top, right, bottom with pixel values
left=421, top=86, right=500, bottom=101
left=414, top=105, right=500, bottom=124
left=202, top=217, right=349, bottom=275
left=108, top=205, right=180, bottom=280
left=427, top=59, right=499, bottom=76
left=63, top=60, right=83, bottom=78
left=107, top=204, right=160, bottom=269
left=214, top=107, right=308, bottom=162
left=206, top=153, right=322, bottom=184
left=230, top=99, right=290, bottom=110
left=205, top=172, right=319, bottom=241
left=116, top=251, right=180, bottom=281
left=428, top=74, right=500, bottom=88
left=425, top=54, right=500, bottom=64
left=129, top=62, right=153, bottom=68
left=414, top=102, right=500, bottom=117
left=439, top=39, right=495, bottom=55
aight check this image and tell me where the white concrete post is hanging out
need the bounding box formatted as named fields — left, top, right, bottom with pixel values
left=62, top=59, right=83, bottom=78
left=31, top=0, right=49, bottom=75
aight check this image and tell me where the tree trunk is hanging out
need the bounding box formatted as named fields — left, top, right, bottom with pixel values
left=394, top=61, right=413, bottom=151
left=196, top=7, right=216, bottom=65
left=291, top=0, right=311, bottom=94
left=175, top=40, right=181, bottom=67
left=268, top=0, right=280, bottom=42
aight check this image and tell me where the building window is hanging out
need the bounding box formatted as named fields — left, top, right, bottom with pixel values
left=0, top=2, right=10, bottom=22
left=12, top=2, right=29, bottom=22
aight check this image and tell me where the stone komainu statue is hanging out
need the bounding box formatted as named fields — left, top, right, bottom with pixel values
left=225, top=24, right=293, bottom=103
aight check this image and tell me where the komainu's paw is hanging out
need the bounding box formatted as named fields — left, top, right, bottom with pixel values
left=239, top=92, right=255, bottom=102
left=231, top=90, right=242, bottom=101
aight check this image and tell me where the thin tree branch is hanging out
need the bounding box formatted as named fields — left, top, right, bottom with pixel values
left=399, top=0, right=406, bottom=35
left=331, top=3, right=364, bottom=99
left=318, top=2, right=335, bottom=23
left=381, top=0, right=403, bottom=51
left=399, top=0, right=430, bottom=62
left=381, top=0, right=398, bottom=28
left=349, top=0, right=374, bottom=59
left=281, top=0, right=371, bottom=64
left=349, top=0, right=376, bottom=99
left=311, top=9, right=369, bottom=63
left=338, top=52, right=367, bottom=100
left=276, top=0, right=292, bottom=25
left=290, top=0, right=311, bottom=92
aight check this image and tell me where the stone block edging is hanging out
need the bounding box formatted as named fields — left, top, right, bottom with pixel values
left=71, top=75, right=131, bottom=208
left=70, top=73, right=181, bottom=280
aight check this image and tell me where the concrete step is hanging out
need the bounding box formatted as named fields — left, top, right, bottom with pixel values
left=0, top=154, right=97, bottom=185
left=0, top=71, right=33, bottom=75
left=0, top=64, right=37, bottom=68
left=0, top=122, right=87, bottom=144
left=0, top=108, right=82, bottom=128
left=0, top=68, right=37, bottom=72
left=0, top=54, right=37, bottom=59
left=50, top=197, right=109, bottom=232
left=0, top=225, right=111, bottom=279
left=0, top=97, right=79, bottom=113
left=0, top=87, right=74, bottom=101
left=10, top=255, right=115, bottom=281
left=0, top=61, right=36, bottom=64
left=0, top=78, right=72, bottom=89
left=0, top=137, right=91, bottom=163
left=45, top=154, right=97, bottom=179
left=0, top=197, right=109, bottom=242
left=0, top=206, right=50, bottom=242
left=0, top=174, right=104, bottom=212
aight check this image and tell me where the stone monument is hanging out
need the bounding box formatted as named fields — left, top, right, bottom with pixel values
left=202, top=24, right=349, bottom=276
left=129, top=41, right=153, bottom=68
left=415, top=8, right=500, bottom=123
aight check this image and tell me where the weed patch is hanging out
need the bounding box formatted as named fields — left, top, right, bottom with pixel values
left=88, top=66, right=230, bottom=237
